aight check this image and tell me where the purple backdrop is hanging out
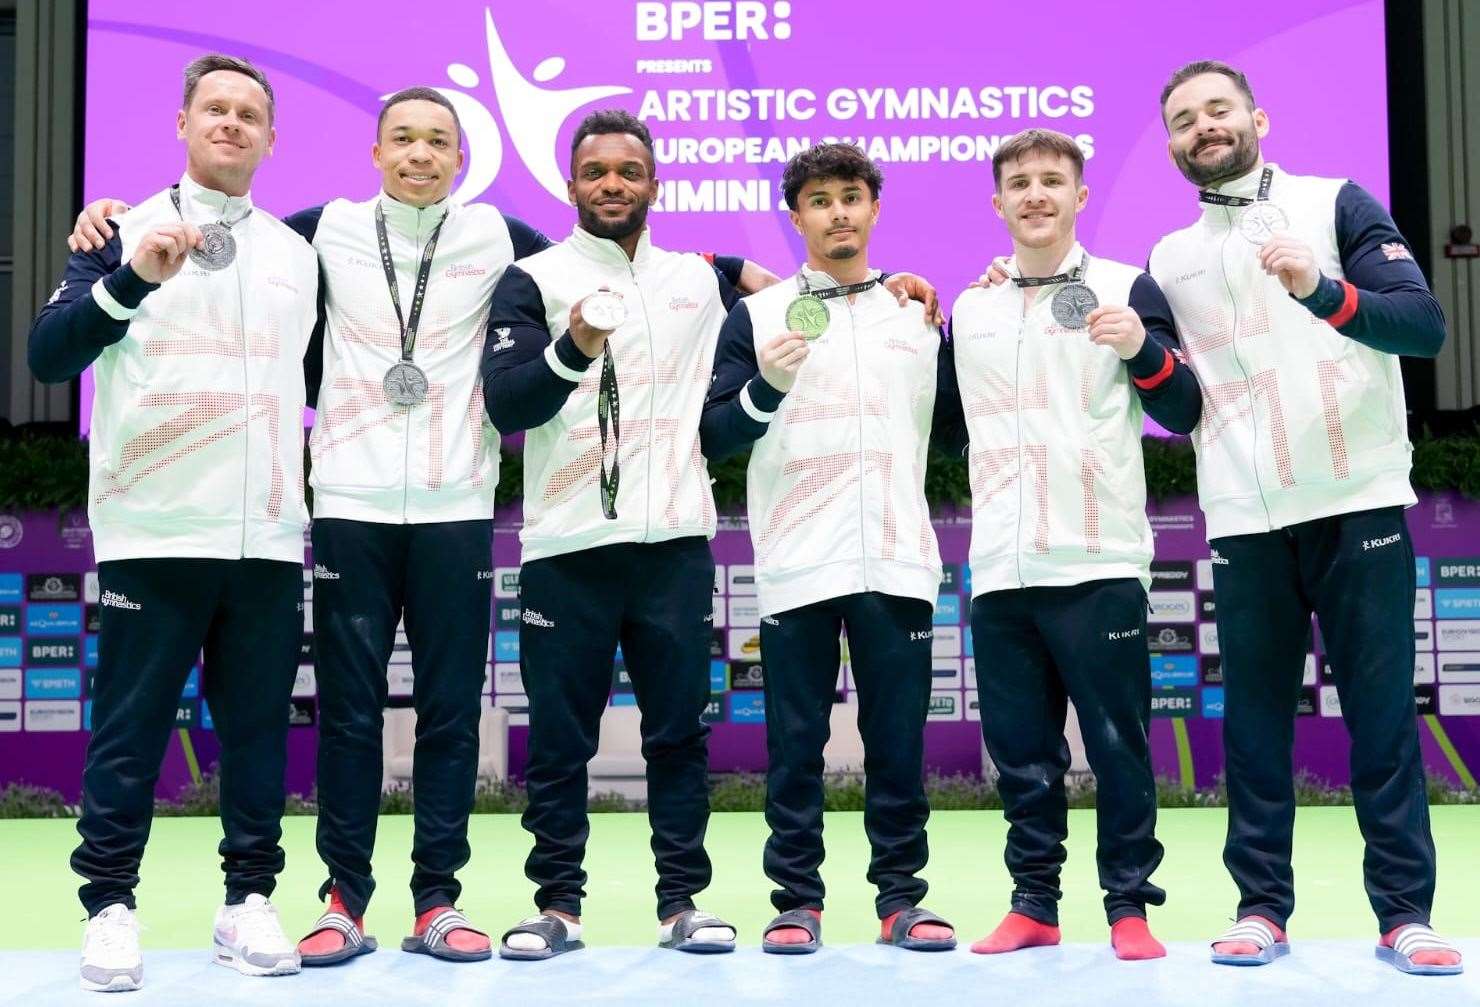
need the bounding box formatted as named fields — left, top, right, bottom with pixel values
left=76, top=0, right=1389, bottom=431
left=3, top=490, right=1479, bottom=803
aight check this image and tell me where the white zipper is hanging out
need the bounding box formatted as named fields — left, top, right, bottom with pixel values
left=1012, top=293, right=1027, bottom=588
left=1215, top=207, right=1272, bottom=527
left=627, top=259, right=655, bottom=542
left=846, top=294, right=870, bottom=590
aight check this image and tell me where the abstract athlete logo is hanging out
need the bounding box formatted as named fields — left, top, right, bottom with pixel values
left=415, top=9, right=633, bottom=204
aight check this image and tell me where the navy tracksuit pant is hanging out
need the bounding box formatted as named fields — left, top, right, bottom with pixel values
left=73, top=557, right=302, bottom=916
left=970, top=577, right=1166, bottom=925
left=310, top=518, right=493, bottom=918
left=759, top=591, right=936, bottom=919
left=1211, top=505, right=1435, bottom=931
left=517, top=536, right=715, bottom=921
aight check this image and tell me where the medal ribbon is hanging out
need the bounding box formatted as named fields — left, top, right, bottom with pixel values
left=1197, top=165, right=1274, bottom=208
left=375, top=202, right=446, bottom=363
left=1011, top=254, right=1089, bottom=288
left=598, top=342, right=621, bottom=520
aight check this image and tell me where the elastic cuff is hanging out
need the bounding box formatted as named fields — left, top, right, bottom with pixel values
left=1128, top=343, right=1174, bottom=389
left=1325, top=279, right=1360, bottom=327
left=1294, top=271, right=1345, bottom=316
left=1107, top=905, right=1147, bottom=925
left=876, top=897, right=918, bottom=921
left=544, top=334, right=595, bottom=383
left=1009, top=899, right=1060, bottom=927
left=414, top=889, right=460, bottom=915
left=535, top=894, right=582, bottom=918
left=656, top=897, right=696, bottom=921
left=738, top=381, right=780, bottom=423
left=91, top=277, right=142, bottom=321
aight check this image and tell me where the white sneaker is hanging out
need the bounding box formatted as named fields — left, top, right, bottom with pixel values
left=80, top=903, right=143, bottom=992
left=213, top=893, right=301, bottom=976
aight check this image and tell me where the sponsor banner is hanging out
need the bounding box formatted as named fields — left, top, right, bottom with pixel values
left=0, top=637, right=20, bottom=667
left=1201, top=686, right=1225, bottom=719
left=728, top=628, right=762, bottom=662
left=727, top=596, right=759, bottom=628
left=387, top=665, right=415, bottom=697
left=175, top=702, right=198, bottom=728
left=494, top=602, right=522, bottom=629
left=1150, top=688, right=1197, bottom=717
left=1414, top=684, right=1436, bottom=715
left=701, top=695, right=725, bottom=725
left=0, top=574, right=20, bottom=602
left=931, top=658, right=962, bottom=689
left=1198, top=592, right=1216, bottom=621
left=1150, top=561, right=1193, bottom=588
left=729, top=661, right=765, bottom=690
left=1147, top=624, right=1195, bottom=654
left=299, top=633, right=315, bottom=664
left=1195, top=558, right=1214, bottom=592
left=927, top=690, right=963, bottom=722
left=1150, top=655, right=1198, bottom=689
left=964, top=688, right=980, bottom=722
left=292, top=666, right=316, bottom=698
left=494, top=631, right=520, bottom=662
left=1414, top=652, right=1436, bottom=685
left=1296, top=687, right=1318, bottom=716
left=931, top=626, right=960, bottom=659
left=1437, top=652, right=1480, bottom=684
left=494, top=567, right=520, bottom=599
left=964, top=658, right=976, bottom=689
left=1201, top=656, right=1222, bottom=685
left=941, top=564, right=961, bottom=592
left=495, top=662, right=524, bottom=694
left=0, top=607, right=17, bottom=632
left=28, top=637, right=79, bottom=666
left=0, top=669, right=19, bottom=700
left=289, top=699, right=316, bottom=727
left=25, top=668, right=82, bottom=700
left=1436, top=620, right=1480, bottom=650
left=713, top=565, right=725, bottom=595
left=180, top=667, right=200, bottom=700
left=1416, top=556, right=1431, bottom=588
left=1435, top=588, right=1480, bottom=620
left=198, top=700, right=212, bottom=731
left=26, top=604, right=83, bottom=635
left=85, top=605, right=101, bottom=633
left=611, top=692, right=638, bottom=707
left=482, top=665, right=492, bottom=695
left=1319, top=685, right=1342, bottom=718
left=612, top=663, right=633, bottom=692
left=1438, top=684, right=1480, bottom=716
left=710, top=630, right=726, bottom=659
left=1148, top=590, right=1195, bottom=623
left=1198, top=622, right=1219, bottom=656
left=493, top=694, right=530, bottom=727
left=27, top=573, right=81, bottom=602
left=84, top=572, right=100, bottom=603
left=1304, top=653, right=1317, bottom=687
left=25, top=699, right=81, bottom=731
left=711, top=595, right=726, bottom=628
left=1436, top=557, right=1480, bottom=586
left=729, top=692, right=766, bottom=723
left=726, top=565, right=757, bottom=596
left=1414, top=588, right=1433, bottom=620
left=933, top=594, right=961, bottom=625
left=0, top=700, right=18, bottom=732
left=709, top=659, right=729, bottom=692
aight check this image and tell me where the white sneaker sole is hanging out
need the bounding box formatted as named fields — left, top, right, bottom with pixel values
left=80, top=973, right=142, bottom=993
left=212, top=943, right=301, bottom=977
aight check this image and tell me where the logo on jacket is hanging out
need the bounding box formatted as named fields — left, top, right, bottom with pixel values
left=1362, top=533, right=1401, bottom=551
left=1109, top=627, right=1143, bottom=641
left=313, top=563, right=341, bottom=580
left=910, top=629, right=934, bottom=642
left=445, top=263, right=488, bottom=279
left=1210, top=549, right=1229, bottom=566
left=100, top=590, right=142, bottom=611
left=490, top=327, right=516, bottom=352
left=669, top=295, right=699, bottom=312
left=47, top=281, right=67, bottom=305
left=522, top=609, right=555, bottom=628
left=1381, top=242, right=1413, bottom=262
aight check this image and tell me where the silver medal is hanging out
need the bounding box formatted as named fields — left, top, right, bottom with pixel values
left=190, top=223, right=237, bottom=270
left=1238, top=203, right=1289, bottom=245
left=1051, top=282, right=1099, bottom=329
left=382, top=360, right=429, bottom=407
left=582, top=290, right=627, bottom=331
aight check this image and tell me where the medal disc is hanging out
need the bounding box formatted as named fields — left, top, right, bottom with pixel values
left=1050, top=283, right=1099, bottom=329
left=190, top=223, right=237, bottom=271
left=582, top=291, right=628, bottom=331
left=382, top=361, right=429, bottom=407
left=785, top=294, right=830, bottom=340
left=1238, top=203, right=1289, bottom=245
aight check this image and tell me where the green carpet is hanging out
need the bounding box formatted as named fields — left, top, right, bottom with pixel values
left=3, top=808, right=1476, bottom=949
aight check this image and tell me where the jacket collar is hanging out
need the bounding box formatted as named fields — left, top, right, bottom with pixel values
left=376, top=191, right=451, bottom=235
left=177, top=172, right=253, bottom=222
left=567, top=224, right=652, bottom=268
left=1198, top=161, right=1280, bottom=220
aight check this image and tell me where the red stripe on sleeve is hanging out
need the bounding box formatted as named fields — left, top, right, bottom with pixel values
left=1326, top=279, right=1359, bottom=328
left=1132, top=346, right=1176, bottom=390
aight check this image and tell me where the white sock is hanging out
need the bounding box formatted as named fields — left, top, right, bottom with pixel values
left=505, top=914, right=581, bottom=952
